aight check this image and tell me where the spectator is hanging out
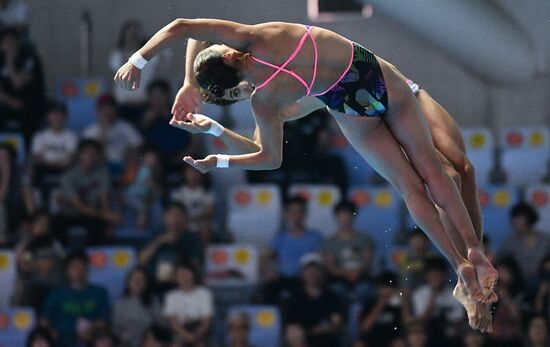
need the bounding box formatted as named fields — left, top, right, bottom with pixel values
left=463, top=329, right=487, bottom=347
left=113, top=266, right=161, bottom=347
left=532, top=255, right=550, bottom=316
left=140, top=324, right=173, bottom=347
left=0, top=141, right=29, bottom=244
left=357, top=271, right=409, bottom=347
left=31, top=100, right=78, bottom=197
left=170, top=165, right=214, bottom=239
left=83, top=94, right=142, bottom=170
left=411, top=256, right=463, bottom=346
left=13, top=211, right=64, bottom=311
left=163, top=262, right=214, bottom=347
left=284, top=324, right=309, bottom=347
left=499, top=202, right=550, bottom=281
left=138, top=202, right=202, bottom=296
left=261, top=196, right=322, bottom=304
left=526, top=315, right=550, bottom=347
left=489, top=257, right=526, bottom=347
left=0, top=27, right=44, bottom=140
left=25, top=326, right=56, bottom=347
left=397, top=228, right=436, bottom=289
left=88, top=331, right=121, bottom=347
left=261, top=109, right=329, bottom=188
left=141, top=80, right=198, bottom=166
left=56, top=139, right=120, bottom=245
left=123, top=146, right=162, bottom=230
left=268, top=196, right=323, bottom=278
left=284, top=253, right=344, bottom=347
left=109, top=19, right=160, bottom=119
left=41, top=250, right=111, bottom=347
left=226, top=312, right=258, bottom=347
left=323, top=200, right=375, bottom=301
left=404, top=319, right=429, bottom=347
left=0, top=0, right=29, bottom=33
left=31, top=101, right=78, bottom=171
left=388, top=338, right=406, bottom=347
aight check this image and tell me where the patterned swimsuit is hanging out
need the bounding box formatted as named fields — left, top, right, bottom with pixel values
left=251, top=25, right=389, bottom=117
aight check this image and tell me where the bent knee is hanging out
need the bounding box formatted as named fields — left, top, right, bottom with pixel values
left=446, top=167, right=462, bottom=191
left=454, top=155, right=476, bottom=183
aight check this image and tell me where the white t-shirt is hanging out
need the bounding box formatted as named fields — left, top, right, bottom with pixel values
left=163, top=286, right=214, bottom=324
left=170, top=186, right=214, bottom=232
left=412, top=285, right=464, bottom=322
left=31, top=128, right=79, bottom=165
left=0, top=0, right=29, bottom=27
left=83, top=119, right=142, bottom=163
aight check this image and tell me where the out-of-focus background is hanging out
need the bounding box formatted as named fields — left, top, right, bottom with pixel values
left=0, top=0, right=549, bottom=346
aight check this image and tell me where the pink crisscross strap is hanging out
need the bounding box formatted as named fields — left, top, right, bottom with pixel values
left=309, top=40, right=354, bottom=97
left=251, top=25, right=318, bottom=96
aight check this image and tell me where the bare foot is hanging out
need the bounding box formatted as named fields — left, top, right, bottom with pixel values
left=468, top=248, right=499, bottom=303
left=454, top=278, right=494, bottom=333
left=478, top=302, right=494, bottom=334
left=457, top=262, right=484, bottom=303
left=453, top=279, right=479, bottom=329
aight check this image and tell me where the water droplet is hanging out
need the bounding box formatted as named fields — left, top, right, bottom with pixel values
left=394, top=326, right=398, bottom=330
left=399, top=292, right=403, bottom=297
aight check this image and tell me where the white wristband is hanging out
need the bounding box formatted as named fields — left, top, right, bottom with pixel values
left=203, top=117, right=225, bottom=137
left=128, top=52, right=148, bottom=70
left=216, top=154, right=230, bottom=168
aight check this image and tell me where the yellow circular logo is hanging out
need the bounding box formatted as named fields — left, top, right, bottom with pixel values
left=529, top=131, right=544, bottom=147
left=3, top=137, right=19, bottom=151
left=234, top=248, right=251, bottom=265
left=318, top=191, right=333, bottom=206
left=256, top=190, right=272, bottom=205
left=470, top=133, right=486, bottom=149
left=493, top=190, right=511, bottom=207
left=84, top=81, right=101, bottom=97
left=113, top=250, right=130, bottom=268
left=0, top=253, right=10, bottom=270
left=375, top=190, right=392, bottom=207
left=13, top=311, right=32, bottom=330
left=256, top=310, right=275, bottom=327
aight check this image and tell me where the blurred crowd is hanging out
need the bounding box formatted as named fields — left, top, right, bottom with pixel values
left=1, top=5, right=550, bottom=347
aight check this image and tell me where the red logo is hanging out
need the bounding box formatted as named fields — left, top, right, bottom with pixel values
left=532, top=191, right=548, bottom=207
left=234, top=191, right=252, bottom=206
left=332, top=135, right=348, bottom=149
left=213, top=138, right=227, bottom=150
left=295, top=189, right=311, bottom=201
left=211, top=249, right=229, bottom=265
left=0, top=313, right=8, bottom=330
left=62, top=82, right=79, bottom=99
left=478, top=190, right=490, bottom=207
left=351, top=190, right=369, bottom=207
left=506, top=131, right=523, bottom=147
left=90, top=252, right=108, bottom=269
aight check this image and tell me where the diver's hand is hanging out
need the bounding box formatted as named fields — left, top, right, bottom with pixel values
left=113, top=62, right=142, bottom=90
left=169, top=113, right=215, bottom=135
left=183, top=154, right=217, bottom=174
left=172, top=82, right=202, bottom=120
